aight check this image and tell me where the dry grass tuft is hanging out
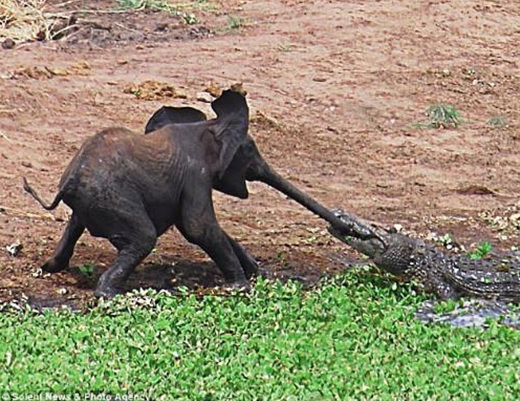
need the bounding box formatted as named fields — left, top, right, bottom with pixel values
left=0, top=0, right=50, bottom=42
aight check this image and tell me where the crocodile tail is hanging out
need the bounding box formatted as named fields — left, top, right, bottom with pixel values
left=22, top=177, right=63, bottom=211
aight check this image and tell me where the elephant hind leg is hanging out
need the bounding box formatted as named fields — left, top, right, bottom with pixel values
left=42, top=213, right=85, bottom=273
left=95, top=216, right=157, bottom=298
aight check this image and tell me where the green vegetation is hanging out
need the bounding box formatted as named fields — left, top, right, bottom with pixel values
left=277, top=43, right=293, bottom=52
left=78, top=263, right=95, bottom=277
left=426, top=104, right=462, bottom=128
left=116, top=0, right=177, bottom=12
left=2, top=271, right=520, bottom=399
left=114, top=0, right=215, bottom=24
left=433, top=298, right=460, bottom=314
left=488, top=116, right=508, bottom=128
left=437, top=233, right=453, bottom=248
left=416, top=104, right=462, bottom=129
left=226, top=15, right=245, bottom=30
left=468, top=241, right=493, bottom=260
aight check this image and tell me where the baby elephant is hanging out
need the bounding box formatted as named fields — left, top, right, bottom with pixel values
left=24, top=90, right=368, bottom=298
left=24, top=91, right=258, bottom=297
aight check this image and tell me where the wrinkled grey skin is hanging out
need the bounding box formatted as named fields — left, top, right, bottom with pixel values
left=144, top=101, right=377, bottom=239
left=329, top=209, right=520, bottom=301
left=24, top=91, right=370, bottom=298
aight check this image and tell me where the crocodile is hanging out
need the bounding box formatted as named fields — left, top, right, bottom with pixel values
left=328, top=209, right=520, bottom=301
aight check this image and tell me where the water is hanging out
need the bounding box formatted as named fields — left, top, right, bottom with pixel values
left=415, top=299, right=520, bottom=330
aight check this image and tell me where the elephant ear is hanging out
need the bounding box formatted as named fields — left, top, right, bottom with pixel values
left=211, top=90, right=249, bottom=179
left=144, top=106, right=207, bottom=134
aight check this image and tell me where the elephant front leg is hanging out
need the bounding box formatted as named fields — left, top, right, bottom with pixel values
left=178, top=186, right=251, bottom=289
left=42, top=213, right=85, bottom=273
left=204, top=235, right=252, bottom=290
left=225, top=233, right=259, bottom=279
left=182, top=225, right=250, bottom=289
left=178, top=222, right=250, bottom=289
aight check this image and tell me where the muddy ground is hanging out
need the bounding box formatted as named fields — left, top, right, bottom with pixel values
left=1, top=0, right=520, bottom=308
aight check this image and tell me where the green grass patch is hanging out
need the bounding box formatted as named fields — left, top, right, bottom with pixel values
left=114, top=0, right=215, bottom=24
left=115, top=0, right=176, bottom=12
left=488, top=116, right=508, bottom=128
left=226, top=15, right=245, bottom=31
left=416, top=103, right=463, bottom=129
left=1, top=271, right=520, bottom=399
left=78, top=263, right=96, bottom=277
left=277, top=43, right=293, bottom=52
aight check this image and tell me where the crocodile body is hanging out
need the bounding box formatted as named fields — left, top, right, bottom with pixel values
left=328, top=210, right=520, bottom=301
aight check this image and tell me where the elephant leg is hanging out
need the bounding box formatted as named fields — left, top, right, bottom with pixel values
left=95, top=216, right=157, bottom=298
left=42, top=213, right=85, bottom=273
left=178, top=195, right=249, bottom=287
left=225, top=234, right=259, bottom=279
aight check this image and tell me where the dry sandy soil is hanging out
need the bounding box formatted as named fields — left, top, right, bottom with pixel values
left=1, top=0, right=520, bottom=307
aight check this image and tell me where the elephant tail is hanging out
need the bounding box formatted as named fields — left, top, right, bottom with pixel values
left=22, top=177, right=63, bottom=210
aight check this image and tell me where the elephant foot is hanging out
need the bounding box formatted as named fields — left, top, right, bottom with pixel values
left=94, top=271, right=124, bottom=299
left=42, top=258, right=68, bottom=273
left=94, top=285, right=123, bottom=299
left=243, top=258, right=259, bottom=280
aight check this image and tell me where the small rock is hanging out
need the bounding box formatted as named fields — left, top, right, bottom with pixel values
left=57, top=288, right=68, bottom=295
left=6, top=242, right=22, bottom=257
left=393, top=224, right=403, bottom=233
left=21, top=161, right=32, bottom=168
left=2, top=38, right=15, bottom=50
left=509, top=213, right=520, bottom=225
left=155, top=22, right=168, bottom=32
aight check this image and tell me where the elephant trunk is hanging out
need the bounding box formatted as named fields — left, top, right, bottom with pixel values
left=253, top=163, right=369, bottom=237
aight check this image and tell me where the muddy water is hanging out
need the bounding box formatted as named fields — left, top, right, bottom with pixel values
left=415, top=299, right=520, bottom=330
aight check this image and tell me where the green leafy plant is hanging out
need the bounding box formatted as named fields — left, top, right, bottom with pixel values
left=115, top=0, right=173, bottom=12
left=438, top=233, right=453, bottom=247
left=488, top=116, right=508, bottom=128
left=468, top=241, right=492, bottom=260
left=416, top=104, right=462, bottom=129
left=226, top=15, right=245, bottom=30
left=182, top=12, right=198, bottom=25
left=433, top=298, right=459, bottom=314
left=78, top=263, right=95, bottom=276
left=1, top=272, right=520, bottom=398
left=114, top=0, right=212, bottom=24
left=277, top=43, right=293, bottom=52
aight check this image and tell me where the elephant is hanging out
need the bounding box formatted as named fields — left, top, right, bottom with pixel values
left=24, top=90, right=370, bottom=298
